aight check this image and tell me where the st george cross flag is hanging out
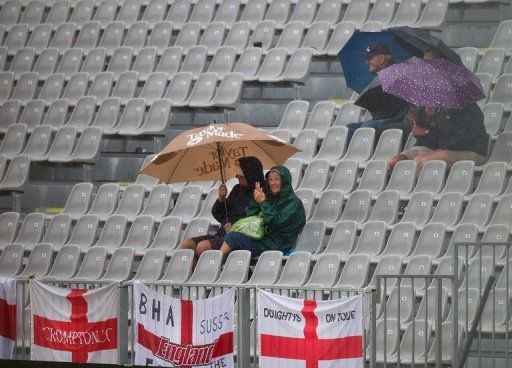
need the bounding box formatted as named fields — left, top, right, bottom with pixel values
left=0, top=278, right=16, bottom=359
left=258, top=289, right=364, bottom=368
left=134, top=281, right=235, bottom=367
left=30, top=280, right=118, bottom=364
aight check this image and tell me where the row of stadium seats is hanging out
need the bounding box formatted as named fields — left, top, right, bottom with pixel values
left=459, top=47, right=512, bottom=82
left=0, top=0, right=451, bottom=34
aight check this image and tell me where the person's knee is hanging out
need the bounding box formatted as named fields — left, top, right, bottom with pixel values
left=195, top=240, right=212, bottom=256
left=179, top=238, right=195, bottom=250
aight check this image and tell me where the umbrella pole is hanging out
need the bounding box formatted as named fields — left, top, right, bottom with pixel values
left=216, top=142, right=228, bottom=217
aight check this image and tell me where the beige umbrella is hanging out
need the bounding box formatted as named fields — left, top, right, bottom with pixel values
left=141, top=123, right=300, bottom=183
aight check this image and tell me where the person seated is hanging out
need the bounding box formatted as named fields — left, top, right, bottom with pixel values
left=179, top=156, right=265, bottom=257
left=346, top=42, right=409, bottom=142
left=218, top=166, right=306, bottom=260
left=388, top=105, right=440, bottom=170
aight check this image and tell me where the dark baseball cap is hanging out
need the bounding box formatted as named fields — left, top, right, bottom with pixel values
left=362, top=42, right=391, bottom=59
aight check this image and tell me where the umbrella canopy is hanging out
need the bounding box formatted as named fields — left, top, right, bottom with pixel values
left=378, top=57, right=486, bottom=109
left=353, top=76, right=407, bottom=112
left=141, top=123, right=299, bottom=184
left=338, top=27, right=461, bottom=94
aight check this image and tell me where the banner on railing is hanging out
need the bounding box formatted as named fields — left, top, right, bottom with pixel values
left=0, top=277, right=16, bottom=359
left=134, top=281, right=235, bottom=367
left=257, top=289, right=364, bottom=368
left=30, top=281, right=119, bottom=364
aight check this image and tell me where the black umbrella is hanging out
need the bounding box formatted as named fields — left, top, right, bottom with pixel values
left=354, top=76, right=408, bottom=114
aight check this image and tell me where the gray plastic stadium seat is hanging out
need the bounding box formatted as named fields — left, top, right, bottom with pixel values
left=487, top=132, right=512, bottom=164
left=195, top=187, right=221, bottom=225
left=223, top=21, right=251, bottom=53
left=0, top=124, right=27, bottom=159
left=339, top=190, right=371, bottom=223
left=461, top=257, right=495, bottom=291
left=478, top=289, right=510, bottom=334
left=399, top=192, right=434, bottom=227
left=325, top=160, right=358, bottom=194
left=489, top=20, right=512, bottom=51
left=456, top=194, right=492, bottom=229
left=312, top=220, right=357, bottom=261
left=366, top=129, right=403, bottom=164
left=290, top=0, right=317, bottom=25
left=299, top=159, right=330, bottom=191
left=26, top=25, right=51, bottom=55
left=40, top=214, right=73, bottom=250
left=0, top=99, right=20, bottom=132
left=304, top=101, right=335, bottom=138
left=291, top=129, right=318, bottom=160
left=367, top=190, right=400, bottom=225
left=336, top=254, right=370, bottom=289
left=147, top=22, right=172, bottom=50
left=314, top=126, right=348, bottom=163
left=200, top=22, right=226, bottom=56
left=342, top=127, right=375, bottom=161
left=265, top=0, right=291, bottom=29
left=50, top=127, right=103, bottom=164
left=165, top=0, right=192, bottom=28
left=167, top=184, right=204, bottom=224
left=439, top=160, right=474, bottom=197
left=0, top=243, right=24, bottom=277
left=204, top=72, right=244, bottom=109
left=239, top=0, right=266, bottom=27
left=46, top=1, right=70, bottom=27
left=357, top=160, right=388, bottom=196
left=341, top=0, right=370, bottom=27
left=477, top=48, right=506, bottom=82
left=132, top=98, right=171, bottom=136
left=0, top=212, right=20, bottom=248
left=95, top=214, right=128, bottom=251
left=100, top=247, right=135, bottom=282
left=368, top=255, right=403, bottom=295
left=10, top=48, right=36, bottom=79
left=374, top=222, right=416, bottom=263
left=113, top=184, right=145, bottom=221
left=379, top=285, right=415, bottom=325
left=367, top=0, right=396, bottom=25
left=139, top=184, right=172, bottom=221
left=276, top=100, right=309, bottom=137
left=249, top=20, right=276, bottom=50
left=65, top=96, right=96, bottom=131
left=372, top=319, right=400, bottom=363
left=180, top=46, right=208, bottom=79
left=115, top=0, right=140, bottom=26
left=391, top=320, right=433, bottom=364
left=89, top=72, right=114, bottom=102
left=0, top=72, right=14, bottom=102
left=476, top=72, right=492, bottom=106
left=276, top=21, right=305, bottom=52
left=385, top=160, right=417, bottom=197
left=486, top=194, right=512, bottom=228
left=61, top=73, right=89, bottom=105
left=294, top=221, right=326, bottom=254
left=213, top=250, right=251, bottom=294
left=107, top=47, right=133, bottom=76
left=38, top=74, right=65, bottom=103
left=93, top=0, right=116, bottom=24
left=275, top=251, right=311, bottom=288
left=350, top=221, right=387, bottom=260
left=213, top=0, right=239, bottom=25
left=498, top=175, right=512, bottom=199
left=81, top=48, right=107, bottom=77
left=207, top=46, right=237, bottom=77
left=175, top=22, right=201, bottom=54
left=132, top=48, right=157, bottom=81
left=0, top=154, right=30, bottom=192
left=90, top=97, right=121, bottom=131
left=87, top=183, right=120, bottom=221
left=490, top=74, right=512, bottom=110
left=11, top=72, right=38, bottom=103
left=132, top=249, right=166, bottom=282
left=69, top=0, right=94, bottom=26
left=294, top=188, right=315, bottom=220
left=405, top=223, right=446, bottom=261
left=135, top=155, right=161, bottom=191
left=72, top=246, right=108, bottom=281
left=56, top=48, right=84, bottom=79
left=457, top=47, right=479, bottom=72
left=40, top=244, right=81, bottom=281
left=409, top=160, right=446, bottom=198
left=4, top=24, right=29, bottom=55
left=148, top=216, right=182, bottom=252
left=310, top=190, right=344, bottom=228
left=0, top=0, right=22, bottom=29
left=185, top=250, right=222, bottom=299
left=65, top=214, right=99, bottom=249
left=270, top=48, right=313, bottom=84
left=163, top=72, right=193, bottom=105
left=49, top=23, right=76, bottom=50
left=74, top=21, right=100, bottom=52
left=186, top=73, right=219, bottom=107
left=302, top=22, right=331, bottom=56
left=15, top=243, right=53, bottom=280
left=413, top=0, right=449, bottom=30
left=98, top=21, right=125, bottom=53
left=303, top=253, right=341, bottom=298
left=438, top=224, right=478, bottom=264
left=232, top=47, right=263, bottom=82
left=314, top=0, right=342, bottom=24
left=470, top=162, right=507, bottom=198
left=256, top=48, right=288, bottom=81
left=388, top=0, right=421, bottom=27
left=139, top=72, right=168, bottom=103
left=121, top=215, right=155, bottom=253
left=401, top=255, right=433, bottom=292
left=108, top=98, right=144, bottom=135
left=142, top=0, right=166, bottom=25
left=39, top=127, right=76, bottom=161
left=189, top=0, right=216, bottom=24
left=0, top=157, right=6, bottom=182
left=160, top=249, right=194, bottom=283
left=181, top=218, right=210, bottom=242
left=18, top=100, right=45, bottom=133
left=246, top=251, right=283, bottom=286
left=426, top=192, right=463, bottom=228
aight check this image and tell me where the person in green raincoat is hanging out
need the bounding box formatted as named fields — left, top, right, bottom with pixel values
left=218, top=165, right=306, bottom=260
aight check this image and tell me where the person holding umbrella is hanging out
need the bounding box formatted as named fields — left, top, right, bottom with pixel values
left=217, top=166, right=306, bottom=260
left=344, top=42, right=409, bottom=141
left=179, top=156, right=266, bottom=257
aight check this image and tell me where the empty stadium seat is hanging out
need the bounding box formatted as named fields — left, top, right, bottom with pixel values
left=15, top=243, right=53, bottom=280
left=40, top=244, right=81, bottom=281
left=72, top=246, right=108, bottom=281
left=0, top=243, right=23, bottom=277
left=160, top=248, right=194, bottom=282
left=39, top=214, right=73, bottom=251
left=131, top=249, right=166, bottom=281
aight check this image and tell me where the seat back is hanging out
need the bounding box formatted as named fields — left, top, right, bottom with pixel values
left=73, top=246, right=108, bottom=281
left=67, top=214, right=100, bottom=248
left=101, top=247, right=134, bottom=281
left=161, top=249, right=194, bottom=282
left=133, top=249, right=166, bottom=281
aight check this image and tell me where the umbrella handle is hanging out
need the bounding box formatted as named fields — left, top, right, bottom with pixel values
left=216, top=142, right=228, bottom=217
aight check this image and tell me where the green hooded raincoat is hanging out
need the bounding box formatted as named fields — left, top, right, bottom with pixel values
left=246, top=166, right=306, bottom=252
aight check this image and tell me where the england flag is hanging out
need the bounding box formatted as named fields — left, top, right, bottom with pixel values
left=258, top=289, right=364, bottom=368
left=0, top=278, right=16, bottom=359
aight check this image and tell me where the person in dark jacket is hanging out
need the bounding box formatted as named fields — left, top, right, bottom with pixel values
left=388, top=105, right=441, bottom=170
left=179, top=156, right=265, bottom=257
left=410, top=103, right=489, bottom=173
left=218, top=165, right=306, bottom=260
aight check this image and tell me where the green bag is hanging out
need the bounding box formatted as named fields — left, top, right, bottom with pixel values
left=230, top=213, right=265, bottom=240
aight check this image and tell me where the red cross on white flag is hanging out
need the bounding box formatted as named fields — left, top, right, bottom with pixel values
left=0, top=278, right=16, bottom=360
left=30, top=280, right=119, bottom=364
left=258, top=289, right=364, bottom=368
